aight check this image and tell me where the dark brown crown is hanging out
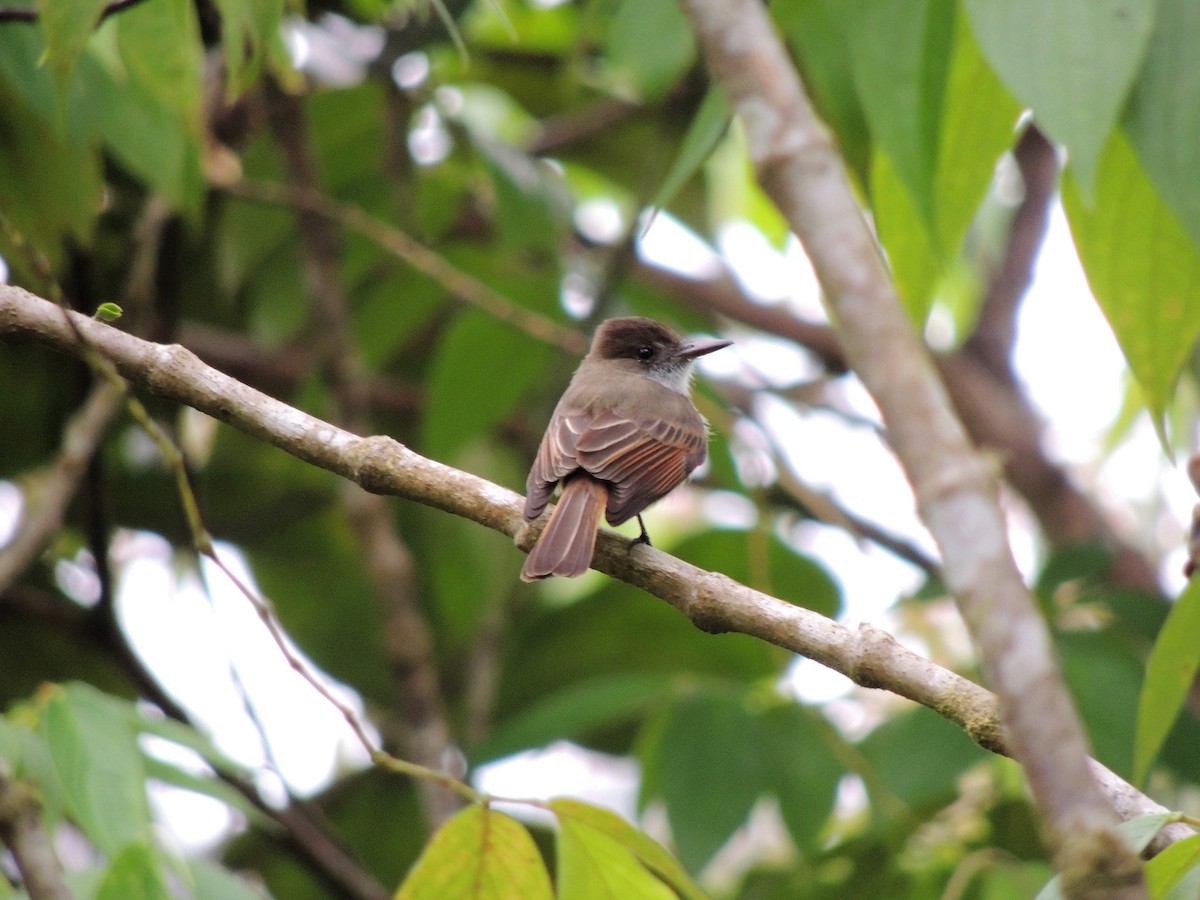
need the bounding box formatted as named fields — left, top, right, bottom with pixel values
left=591, top=317, right=682, bottom=361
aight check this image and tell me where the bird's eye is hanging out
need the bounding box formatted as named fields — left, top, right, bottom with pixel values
left=636, top=346, right=653, bottom=360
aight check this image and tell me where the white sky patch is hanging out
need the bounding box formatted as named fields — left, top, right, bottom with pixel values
left=116, top=536, right=370, bottom=846
left=575, top=198, right=625, bottom=245
left=637, top=212, right=723, bottom=278
left=718, top=221, right=793, bottom=302
left=392, top=51, right=430, bottom=90
left=0, top=481, right=23, bottom=547
left=473, top=741, right=640, bottom=828
left=1015, top=204, right=1127, bottom=463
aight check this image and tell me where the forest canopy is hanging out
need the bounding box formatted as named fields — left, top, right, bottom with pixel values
left=1, top=1, right=1200, bottom=898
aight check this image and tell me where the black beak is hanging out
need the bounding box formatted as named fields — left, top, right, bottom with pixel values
left=674, top=337, right=733, bottom=360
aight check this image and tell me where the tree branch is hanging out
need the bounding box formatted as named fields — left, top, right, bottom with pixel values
left=678, top=1, right=1143, bottom=894
left=0, top=380, right=126, bottom=593
left=1, top=285, right=1191, bottom=858
left=0, top=766, right=71, bottom=900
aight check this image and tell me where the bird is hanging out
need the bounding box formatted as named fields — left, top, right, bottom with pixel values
left=521, top=316, right=731, bottom=581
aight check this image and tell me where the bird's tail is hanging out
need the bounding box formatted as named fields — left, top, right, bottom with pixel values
left=521, top=477, right=607, bottom=581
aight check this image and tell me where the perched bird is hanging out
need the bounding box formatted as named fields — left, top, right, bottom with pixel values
left=521, top=316, right=731, bottom=580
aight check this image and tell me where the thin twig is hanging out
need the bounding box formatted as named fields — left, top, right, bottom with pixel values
left=223, top=179, right=587, bottom=355
left=701, top=386, right=943, bottom=578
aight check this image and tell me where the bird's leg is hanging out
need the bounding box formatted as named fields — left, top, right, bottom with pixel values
left=632, top=514, right=653, bottom=547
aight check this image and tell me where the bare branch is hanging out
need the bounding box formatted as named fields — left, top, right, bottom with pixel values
left=0, top=767, right=71, bottom=900
left=678, top=1, right=1144, bottom=893
left=1, top=285, right=1192, bottom=858
left=0, top=380, right=126, bottom=593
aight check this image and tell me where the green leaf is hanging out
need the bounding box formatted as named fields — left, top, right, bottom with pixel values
left=933, top=14, right=1020, bottom=254
left=41, top=683, right=150, bottom=855
left=422, top=312, right=554, bottom=462
left=473, top=674, right=673, bottom=765
left=396, top=805, right=552, bottom=900
left=0, top=27, right=57, bottom=121
left=0, top=81, right=102, bottom=263
left=35, top=0, right=109, bottom=93
left=858, top=705, right=986, bottom=811
left=671, top=530, right=841, bottom=619
left=640, top=689, right=762, bottom=872
left=0, top=716, right=22, bottom=767
left=1123, top=0, right=1200, bottom=249
left=550, top=799, right=707, bottom=900
left=772, top=0, right=872, bottom=183
left=0, top=717, right=66, bottom=823
left=104, top=0, right=204, bottom=213
left=555, top=806, right=677, bottom=900
left=846, top=0, right=956, bottom=227
left=1146, top=834, right=1200, bottom=900
left=1062, top=130, right=1200, bottom=430
left=93, top=302, right=123, bottom=322
left=1134, top=577, right=1200, bottom=784
left=873, top=14, right=1018, bottom=326
left=1058, top=631, right=1141, bottom=778
left=873, top=149, right=940, bottom=324
left=704, top=121, right=790, bottom=247
left=115, top=0, right=203, bottom=129
left=758, top=702, right=843, bottom=852
left=83, top=58, right=202, bottom=214
left=189, top=859, right=270, bottom=900
left=463, top=0, right=580, bottom=54
left=476, top=138, right=571, bottom=256
left=650, top=89, right=730, bottom=224
left=209, top=0, right=285, bottom=98
left=964, top=0, right=1156, bottom=193
left=605, top=0, right=696, bottom=102
left=95, top=839, right=172, bottom=900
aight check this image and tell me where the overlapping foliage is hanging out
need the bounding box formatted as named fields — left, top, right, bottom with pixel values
left=2, top=0, right=1200, bottom=898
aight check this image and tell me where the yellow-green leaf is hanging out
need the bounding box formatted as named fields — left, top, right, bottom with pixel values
left=555, top=808, right=677, bottom=900
left=395, top=805, right=552, bottom=900
left=1146, top=833, right=1200, bottom=899
left=1062, top=131, right=1200, bottom=430
left=873, top=149, right=940, bottom=325
left=1133, top=577, right=1200, bottom=785
left=94, top=302, right=123, bottom=322
left=35, top=0, right=109, bottom=93
left=550, top=799, right=707, bottom=900
left=933, top=15, right=1020, bottom=253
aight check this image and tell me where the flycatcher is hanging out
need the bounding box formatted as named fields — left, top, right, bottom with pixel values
left=521, top=316, right=731, bottom=581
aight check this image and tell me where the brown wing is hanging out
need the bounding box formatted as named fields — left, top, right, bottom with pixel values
left=524, top=412, right=587, bottom=520
left=525, top=405, right=706, bottom=526
left=579, top=412, right=706, bottom=525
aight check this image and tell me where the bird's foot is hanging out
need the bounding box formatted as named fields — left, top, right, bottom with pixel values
left=630, top=514, right=653, bottom=548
